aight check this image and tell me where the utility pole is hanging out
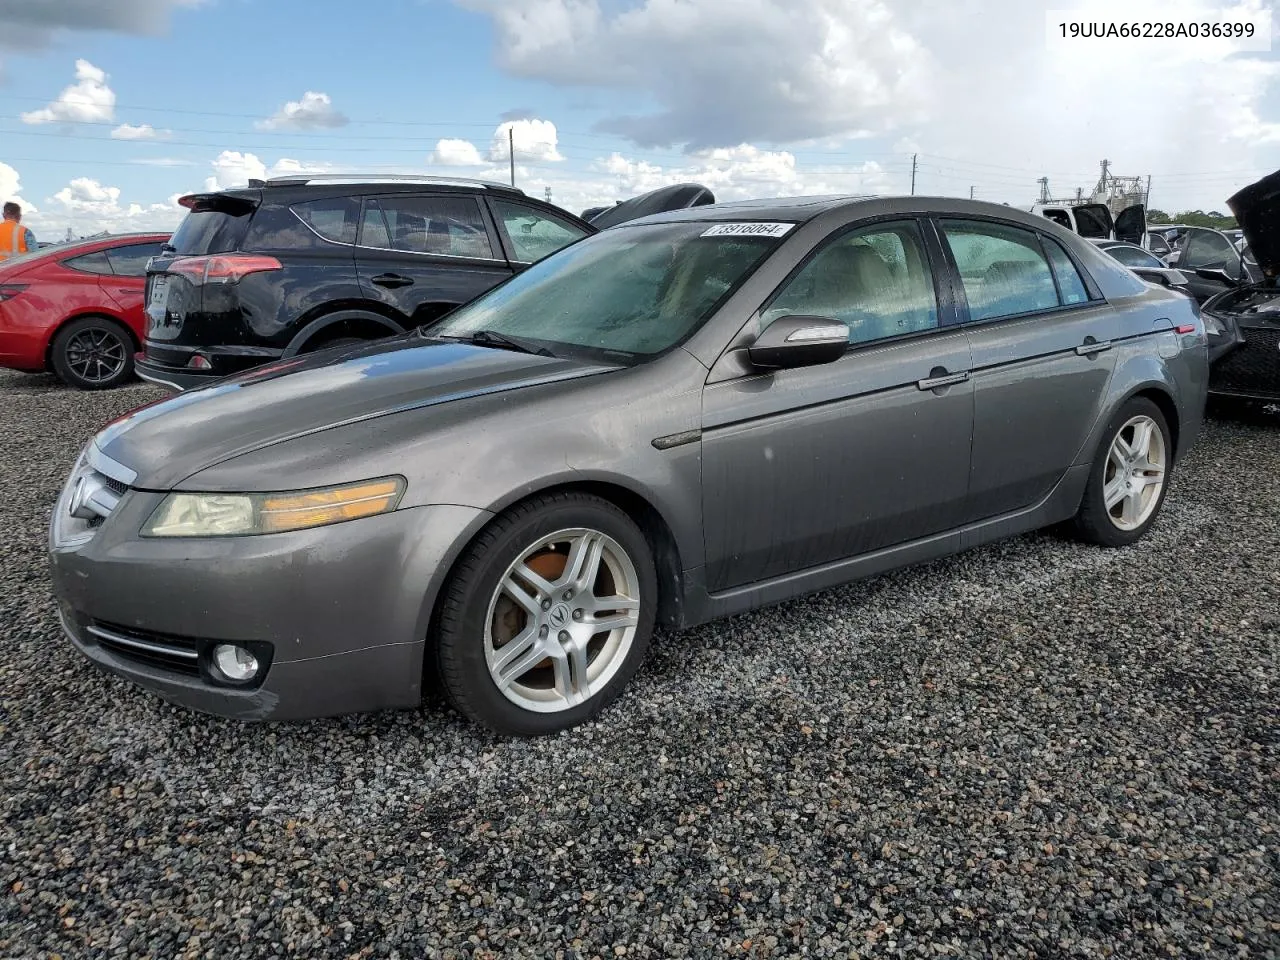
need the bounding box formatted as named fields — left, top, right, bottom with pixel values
left=544, top=186, right=552, bottom=204
left=1037, top=177, right=1050, bottom=203
left=1145, top=175, right=1152, bottom=209
left=508, top=127, right=516, bottom=187
left=910, top=154, right=917, bottom=195
left=970, top=185, right=975, bottom=200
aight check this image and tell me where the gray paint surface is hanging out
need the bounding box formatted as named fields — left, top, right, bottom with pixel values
left=49, top=196, right=1209, bottom=721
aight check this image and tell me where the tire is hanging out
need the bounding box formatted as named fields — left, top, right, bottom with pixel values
left=1070, top=397, right=1173, bottom=547
left=50, top=317, right=136, bottom=390
left=434, top=492, right=657, bottom=736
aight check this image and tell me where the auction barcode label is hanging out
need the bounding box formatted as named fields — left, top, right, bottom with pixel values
left=701, top=223, right=795, bottom=238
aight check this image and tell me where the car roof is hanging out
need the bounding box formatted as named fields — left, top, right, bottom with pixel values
left=619, top=194, right=1079, bottom=232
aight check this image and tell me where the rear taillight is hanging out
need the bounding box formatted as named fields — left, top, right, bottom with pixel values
left=166, top=254, right=282, bottom=285
left=0, top=283, right=28, bottom=302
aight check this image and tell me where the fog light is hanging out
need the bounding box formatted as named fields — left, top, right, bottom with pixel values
left=187, top=354, right=211, bottom=370
left=211, top=643, right=259, bottom=682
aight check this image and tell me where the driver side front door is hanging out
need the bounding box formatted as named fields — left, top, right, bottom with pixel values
left=700, top=218, right=974, bottom=593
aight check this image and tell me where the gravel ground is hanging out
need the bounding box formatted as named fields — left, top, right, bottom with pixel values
left=1, top=368, right=1277, bottom=960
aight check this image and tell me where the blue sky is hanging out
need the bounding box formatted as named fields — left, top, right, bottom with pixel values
left=2, top=0, right=1278, bottom=237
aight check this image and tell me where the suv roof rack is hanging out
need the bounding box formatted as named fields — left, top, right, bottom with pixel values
left=257, top=173, right=524, bottom=193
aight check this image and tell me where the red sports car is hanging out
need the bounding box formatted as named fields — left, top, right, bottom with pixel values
left=0, top=232, right=170, bottom=389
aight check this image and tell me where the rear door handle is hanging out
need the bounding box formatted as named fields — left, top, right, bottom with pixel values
left=1075, top=338, right=1113, bottom=356
left=916, top=370, right=969, bottom=391
left=371, top=273, right=414, bottom=289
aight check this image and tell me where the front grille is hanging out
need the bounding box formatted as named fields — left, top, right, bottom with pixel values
left=87, top=621, right=200, bottom=676
left=1212, top=326, right=1280, bottom=398
left=99, top=475, right=128, bottom=497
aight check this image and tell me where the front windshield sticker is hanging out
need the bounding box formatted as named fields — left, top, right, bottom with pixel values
left=700, top=222, right=795, bottom=238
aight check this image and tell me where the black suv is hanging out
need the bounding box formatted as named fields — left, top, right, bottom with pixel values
left=138, top=175, right=614, bottom=390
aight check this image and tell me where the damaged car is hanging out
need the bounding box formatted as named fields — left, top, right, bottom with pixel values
left=1199, top=169, right=1280, bottom=401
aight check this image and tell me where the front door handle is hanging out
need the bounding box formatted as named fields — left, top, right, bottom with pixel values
left=371, top=273, right=414, bottom=289
left=1075, top=338, right=1113, bottom=357
left=916, top=369, right=970, bottom=391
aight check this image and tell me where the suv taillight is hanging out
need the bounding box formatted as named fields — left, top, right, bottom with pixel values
left=166, top=254, right=282, bottom=285
left=0, top=284, right=28, bottom=301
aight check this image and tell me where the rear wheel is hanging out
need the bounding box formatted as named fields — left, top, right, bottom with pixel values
left=50, top=317, right=135, bottom=390
left=434, top=493, right=656, bottom=736
left=1071, top=397, right=1172, bottom=547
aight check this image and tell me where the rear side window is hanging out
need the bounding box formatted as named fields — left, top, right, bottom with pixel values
left=169, top=207, right=252, bottom=255
left=291, top=197, right=359, bottom=245
left=361, top=195, right=495, bottom=259
left=1041, top=238, right=1090, bottom=304
left=105, top=242, right=166, bottom=277
left=941, top=220, right=1059, bottom=321
left=64, top=251, right=114, bottom=275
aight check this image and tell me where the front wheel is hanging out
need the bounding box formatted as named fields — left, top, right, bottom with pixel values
left=1070, top=397, right=1173, bottom=547
left=50, top=317, right=136, bottom=390
left=434, top=493, right=657, bottom=736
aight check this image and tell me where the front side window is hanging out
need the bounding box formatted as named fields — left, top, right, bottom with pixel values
left=941, top=220, right=1060, bottom=322
left=1180, top=228, right=1238, bottom=272
left=492, top=200, right=589, bottom=263
left=105, top=242, right=166, bottom=277
left=761, top=220, right=939, bottom=346
left=429, top=221, right=782, bottom=359
left=360, top=195, right=495, bottom=259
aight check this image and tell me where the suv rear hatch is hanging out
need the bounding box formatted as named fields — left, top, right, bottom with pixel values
left=144, top=190, right=262, bottom=349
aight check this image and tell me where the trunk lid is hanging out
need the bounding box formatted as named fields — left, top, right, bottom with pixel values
left=145, top=190, right=260, bottom=343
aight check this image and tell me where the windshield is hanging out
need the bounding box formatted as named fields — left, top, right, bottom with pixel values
left=428, top=221, right=784, bottom=359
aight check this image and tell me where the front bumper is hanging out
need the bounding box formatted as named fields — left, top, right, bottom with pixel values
left=48, top=492, right=491, bottom=721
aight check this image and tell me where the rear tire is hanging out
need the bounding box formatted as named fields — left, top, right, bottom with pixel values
left=434, top=493, right=657, bottom=736
left=50, top=316, right=136, bottom=390
left=1070, top=397, right=1173, bottom=547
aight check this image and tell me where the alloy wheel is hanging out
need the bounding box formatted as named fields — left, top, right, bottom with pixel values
left=1103, top=414, right=1167, bottom=531
left=65, top=328, right=127, bottom=384
left=484, top=527, right=641, bottom=713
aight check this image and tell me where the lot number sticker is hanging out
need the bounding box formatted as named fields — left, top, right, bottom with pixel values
left=701, top=222, right=795, bottom=238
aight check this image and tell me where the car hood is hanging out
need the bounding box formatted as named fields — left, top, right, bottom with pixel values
left=94, top=336, right=620, bottom=489
left=1227, top=168, right=1280, bottom=278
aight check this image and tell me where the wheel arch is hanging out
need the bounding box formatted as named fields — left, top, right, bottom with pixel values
left=1111, top=382, right=1182, bottom=460
left=44, top=310, right=138, bottom=369
left=432, top=478, right=689, bottom=633
left=283, top=308, right=405, bottom=357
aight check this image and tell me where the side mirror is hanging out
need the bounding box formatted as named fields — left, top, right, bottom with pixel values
left=1194, top=267, right=1238, bottom=287
left=748, top=315, right=849, bottom=370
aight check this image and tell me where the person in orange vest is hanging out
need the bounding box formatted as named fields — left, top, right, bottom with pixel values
left=0, top=202, right=36, bottom=261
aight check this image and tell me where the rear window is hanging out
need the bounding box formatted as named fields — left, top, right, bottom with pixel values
left=169, top=207, right=253, bottom=255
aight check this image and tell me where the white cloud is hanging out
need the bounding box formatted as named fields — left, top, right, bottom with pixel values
left=457, top=0, right=1280, bottom=211
left=0, top=161, right=33, bottom=213
left=488, top=119, right=564, bottom=162
left=430, top=138, right=486, bottom=166
left=257, top=91, right=347, bottom=130
left=458, top=0, right=932, bottom=149
left=25, top=176, right=181, bottom=237
left=111, top=122, right=168, bottom=140
left=203, top=151, right=337, bottom=191
left=21, top=59, right=115, bottom=124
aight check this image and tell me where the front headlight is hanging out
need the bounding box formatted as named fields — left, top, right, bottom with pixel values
left=141, top=477, right=405, bottom=538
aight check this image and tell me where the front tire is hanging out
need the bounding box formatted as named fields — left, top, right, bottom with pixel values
left=1071, top=397, right=1173, bottom=547
left=50, top=317, right=135, bottom=390
left=434, top=493, right=657, bottom=736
